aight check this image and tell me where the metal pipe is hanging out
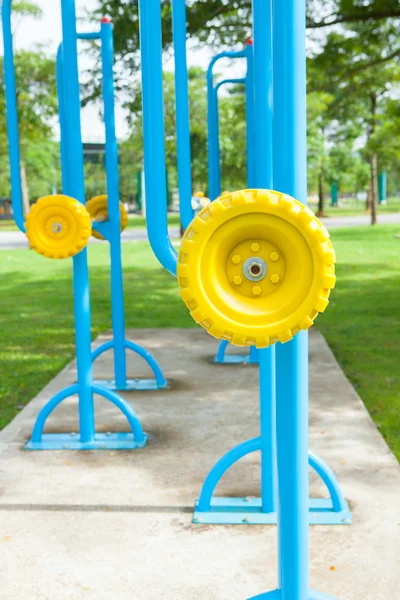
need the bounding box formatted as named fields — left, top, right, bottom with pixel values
left=252, top=0, right=276, bottom=515
left=60, top=0, right=95, bottom=443
left=273, top=0, right=310, bottom=596
left=171, top=0, right=193, bottom=231
left=245, top=40, right=256, bottom=187
left=100, top=17, right=127, bottom=388
left=1, top=0, right=25, bottom=232
left=207, top=50, right=246, bottom=200
left=138, top=0, right=177, bottom=276
left=56, top=44, right=69, bottom=191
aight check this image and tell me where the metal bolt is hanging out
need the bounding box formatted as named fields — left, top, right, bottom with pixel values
left=270, top=274, right=280, bottom=284
left=233, top=275, right=243, bottom=286
left=251, top=242, right=260, bottom=252
left=52, top=222, right=62, bottom=233
left=232, top=254, right=242, bottom=264
left=252, top=285, right=262, bottom=296
left=270, top=252, right=280, bottom=262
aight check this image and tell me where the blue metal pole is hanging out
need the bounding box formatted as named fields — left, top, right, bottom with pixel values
left=138, top=0, right=177, bottom=276
left=245, top=40, right=256, bottom=188
left=207, top=63, right=219, bottom=200
left=252, top=0, right=276, bottom=514
left=273, top=0, right=313, bottom=596
left=61, top=0, right=95, bottom=443
left=171, top=0, right=193, bottom=231
left=56, top=45, right=69, bottom=192
left=100, top=17, right=127, bottom=389
left=1, top=0, right=25, bottom=232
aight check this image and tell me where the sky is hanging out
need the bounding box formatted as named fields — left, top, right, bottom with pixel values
left=5, top=0, right=246, bottom=142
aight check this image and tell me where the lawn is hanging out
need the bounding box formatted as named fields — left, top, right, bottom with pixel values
left=0, top=225, right=399, bottom=459
left=308, top=196, right=400, bottom=217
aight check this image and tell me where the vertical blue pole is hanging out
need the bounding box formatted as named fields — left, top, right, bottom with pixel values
left=252, top=0, right=276, bottom=514
left=138, top=0, right=177, bottom=276
left=56, top=45, right=69, bottom=192
left=171, top=0, right=194, bottom=230
left=273, top=0, right=309, bottom=596
left=207, top=65, right=220, bottom=200
left=100, top=17, right=127, bottom=389
left=245, top=40, right=256, bottom=188
left=61, top=0, right=95, bottom=443
left=1, top=0, right=25, bottom=232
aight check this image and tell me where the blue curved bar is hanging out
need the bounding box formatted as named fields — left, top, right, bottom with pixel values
left=91, top=340, right=167, bottom=388
left=171, top=0, right=193, bottom=231
left=91, top=384, right=146, bottom=444
left=207, top=49, right=246, bottom=200
left=124, top=340, right=167, bottom=387
left=31, top=384, right=80, bottom=443
left=215, top=341, right=229, bottom=363
left=1, top=0, right=25, bottom=233
left=197, top=437, right=261, bottom=512
left=138, top=0, right=177, bottom=276
left=308, top=451, right=347, bottom=513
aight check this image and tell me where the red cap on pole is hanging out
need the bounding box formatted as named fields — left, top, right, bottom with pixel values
left=100, top=17, right=112, bottom=24
left=246, top=39, right=253, bottom=45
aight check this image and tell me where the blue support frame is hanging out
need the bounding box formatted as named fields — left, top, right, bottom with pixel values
left=2, top=0, right=148, bottom=450
left=56, top=22, right=167, bottom=393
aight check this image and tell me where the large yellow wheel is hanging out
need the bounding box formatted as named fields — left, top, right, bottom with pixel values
left=26, top=195, right=91, bottom=259
left=86, top=195, right=129, bottom=240
left=178, top=189, right=336, bottom=348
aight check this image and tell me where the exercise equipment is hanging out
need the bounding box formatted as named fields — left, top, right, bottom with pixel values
left=207, top=42, right=262, bottom=365
left=2, top=0, right=147, bottom=449
left=56, top=19, right=167, bottom=392
left=138, top=0, right=348, bottom=598
left=86, top=194, right=128, bottom=240
left=26, top=194, right=92, bottom=259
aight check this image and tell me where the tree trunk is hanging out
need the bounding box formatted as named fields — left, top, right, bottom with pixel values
left=370, top=153, right=378, bottom=225
left=317, top=169, right=324, bottom=216
left=366, top=179, right=372, bottom=212
left=20, top=156, right=30, bottom=217
left=368, top=92, right=378, bottom=225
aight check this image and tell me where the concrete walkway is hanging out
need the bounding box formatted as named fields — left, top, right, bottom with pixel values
left=0, top=329, right=399, bottom=599
left=1, top=212, right=400, bottom=250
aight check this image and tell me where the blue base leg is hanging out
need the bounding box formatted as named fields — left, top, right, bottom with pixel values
left=24, top=383, right=148, bottom=451
left=92, top=339, right=168, bottom=391
left=25, top=432, right=148, bottom=451
left=249, top=590, right=336, bottom=599
left=193, top=496, right=351, bottom=525
left=214, top=341, right=259, bottom=365
left=93, top=378, right=168, bottom=391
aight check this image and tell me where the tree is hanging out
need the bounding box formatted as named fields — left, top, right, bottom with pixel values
left=0, top=47, right=58, bottom=212
left=309, top=16, right=400, bottom=223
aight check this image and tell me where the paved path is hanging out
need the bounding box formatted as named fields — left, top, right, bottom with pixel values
left=0, top=328, right=398, bottom=599
left=1, top=213, right=399, bottom=250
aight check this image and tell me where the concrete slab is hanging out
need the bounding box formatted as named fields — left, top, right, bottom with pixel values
left=0, top=328, right=399, bottom=600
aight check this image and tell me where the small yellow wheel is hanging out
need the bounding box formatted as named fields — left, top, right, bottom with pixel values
left=178, top=189, right=336, bottom=348
left=26, top=194, right=91, bottom=259
left=86, top=195, right=129, bottom=240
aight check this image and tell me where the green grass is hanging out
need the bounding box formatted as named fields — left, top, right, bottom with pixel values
left=0, top=219, right=18, bottom=231
left=308, top=196, right=400, bottom=217
left=0, top=225, right=399, bottom=460
left=317, top=224, right=400, bottom=459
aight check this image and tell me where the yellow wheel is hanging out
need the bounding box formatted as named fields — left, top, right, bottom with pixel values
left=178, top=189, right=336, bottom=348
left=86, top=195, right=129, bottom=240
left=26, top=194, right=91, bottom=259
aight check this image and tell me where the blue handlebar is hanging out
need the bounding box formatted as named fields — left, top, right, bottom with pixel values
left=2, top=0, right=25, bottom=232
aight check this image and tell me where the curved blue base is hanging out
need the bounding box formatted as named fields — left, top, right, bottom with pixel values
left=249, top=590, right=336, bottom=599
left=194, top=438, right=351, bottom=525
left=214, top=341, right=259, bottom=365
left=25, top=383, right=147, bottom=451
left=92, top=339, right=167, bottom=390
left=25, top=432, right=148, bottom=450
